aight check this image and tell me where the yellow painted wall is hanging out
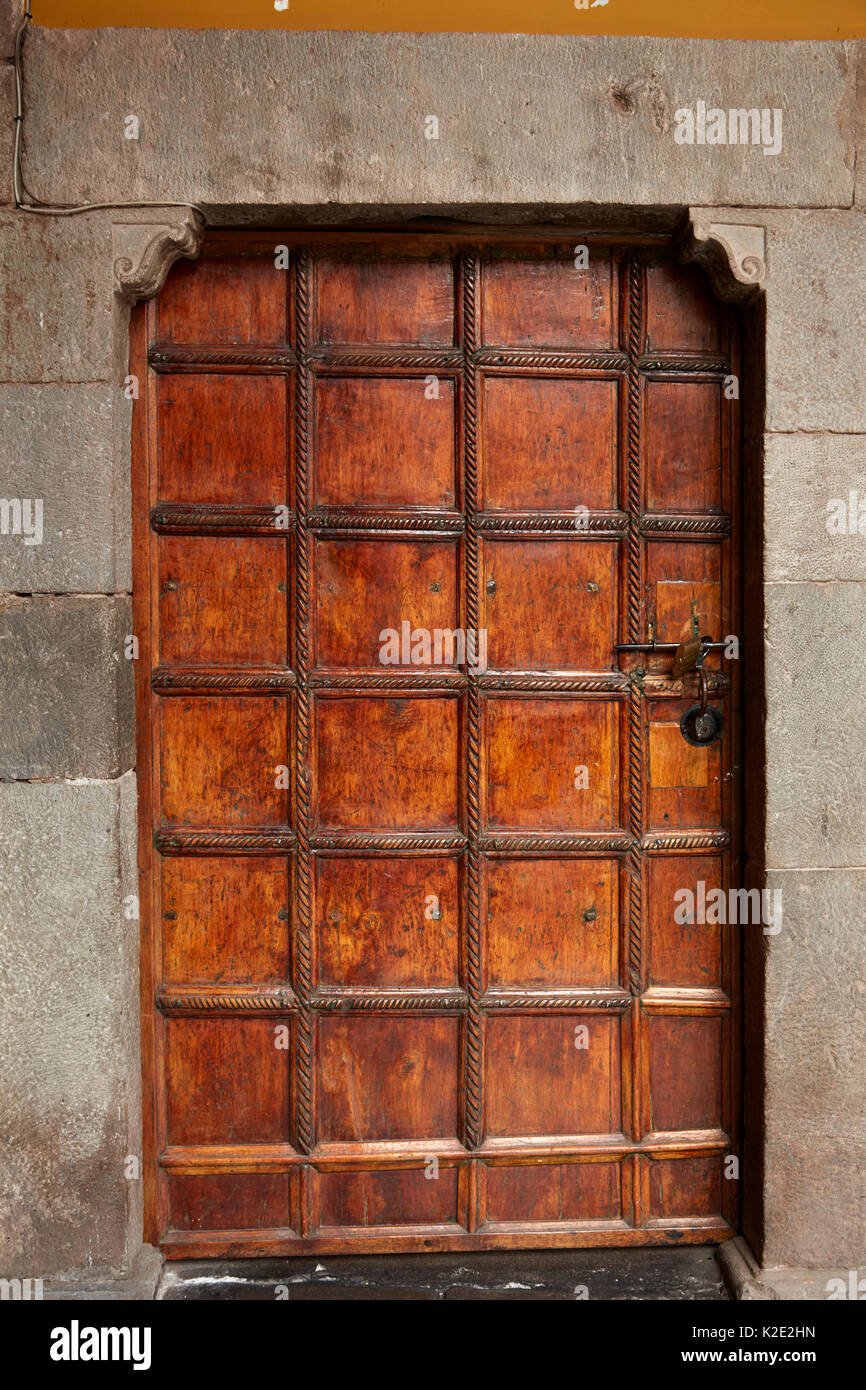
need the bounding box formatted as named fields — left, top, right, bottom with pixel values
left=28, top=0, right=866, bottom=41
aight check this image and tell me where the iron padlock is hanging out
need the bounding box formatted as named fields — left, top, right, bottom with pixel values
left=680, top=666, right=725, bottom=747
left=671, top=634, right=708, bottom=678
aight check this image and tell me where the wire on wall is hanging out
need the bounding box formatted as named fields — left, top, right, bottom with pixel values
left=12, top=1, right=206, bottom=219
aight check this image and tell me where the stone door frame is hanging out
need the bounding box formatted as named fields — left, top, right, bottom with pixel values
left=113, top=204, right=770, bottom=1288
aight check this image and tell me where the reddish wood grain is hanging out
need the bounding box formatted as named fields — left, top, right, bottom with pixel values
left=482, top=254, right=615, bottom=349
left=132, top=234, right=741, bottom=1256
left=481, top=376, right=618, bottom=511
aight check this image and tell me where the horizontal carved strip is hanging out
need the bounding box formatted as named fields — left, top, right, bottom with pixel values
left=478, top=673, right=628, bottom=693
left=641, top=830, right=731, bottom=852
left=311, top=990, right=468, bottom=1012
left=156, top=986, right=298, bottom=1014
left=637, top=354, right=729, bottom=376
left=307, top=349, right=464, bottom=370
left=153, top=668, right=296, bottom=693
left=640, top=987, right=732, bottom=1014
left=475, top=510, right=628, bottom=536
left=483, top=990, right=631, bottom=1012
left=308, top=508, right=464, bottom=534
left=149, top=346, right=297, bottom=370
left=479, top=833, right=634, bottom=854
left=639, top=671, right=730, bottom=697
left=640, top=513, right=731, bottom=536
left=160, top=1134, right=732, bottom=1173
left=474, top=349, right=628, bottom=372
left=312, top=832, right=468, bottom=852
left=151, top=505, right=295, bottom=534
left=308, top=671, right=467, bottom=690
left=157, top=828, right=296, bottom=854
left=160, top=1144, right=304, bottom=1172
left=147, top=350, right=727, bottom=378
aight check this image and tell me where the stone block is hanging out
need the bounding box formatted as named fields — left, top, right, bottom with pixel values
left=763, top=433, right=866, bottom=581
left=764, top=581, right=866, bottom=869
left=0, top=774, right=141, bottom=1278
left=764, top=211, right=866, bottom=433
left=0, top=64, right=14, bottom=207
left=0, top=595, right=135, bottom=779
left=0, top=0, right=20, bottom=61
left=857, top=40, right=866, bottom=209
left=20, top=32, right=855, bottom=213
left=0, top=211, right=119, bottom=383
left=0, top=384, right=131, bottom=593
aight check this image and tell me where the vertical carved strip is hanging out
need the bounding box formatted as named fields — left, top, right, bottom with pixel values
left=294, top=250, right=314, bottom=1152
left=462, top=252, right=483, bottom=1150
left=625, top=259, right=646, bottom=1160
left=625, top=259, right=645, bottom=1004
left=628, top=687, right=643, bottom=995
left=626, top=259, right=643, bottom=645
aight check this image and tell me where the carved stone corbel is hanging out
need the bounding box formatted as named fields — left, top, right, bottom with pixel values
left=678, top=210, right=766, bottom=302
left=112, top=209, right=205, bottom=303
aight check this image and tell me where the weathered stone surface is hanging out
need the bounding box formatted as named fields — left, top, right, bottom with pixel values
left=764, top=210, right=866, bottom=433
left=20, top=32, right=855, bottom=213
left=0, top=212, right=119, bottom=383
left=0, top=774, right=141, bottom=1279
left=764, top=582, right=866, bottom=869
left=720, top=1237, right=866, bottom=1299
left=760, top=868, right=866, bottom=1267
left=47, top=1246, right=162, bottom=1300
left=0, top=595, right=135, bottom=779
left=1, top=64, right=14, bottom=207
left=0, top=0, right=20, bottom=61
left=117, top=767, right=143, bottom=1270
left=763, top=433, right=866, bottom=581
left=0, top=385, right=131, bottom=593
left=857, top=41, right=866, bottom=209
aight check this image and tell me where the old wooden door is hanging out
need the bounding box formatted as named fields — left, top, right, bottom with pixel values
left=132, top=231, right=741, bottom=1256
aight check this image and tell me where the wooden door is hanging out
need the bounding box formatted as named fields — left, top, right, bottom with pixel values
left=132, top=231, right=741, bottom=1257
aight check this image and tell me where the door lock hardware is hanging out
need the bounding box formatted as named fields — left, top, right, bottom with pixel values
left=680, top=665, right=725, bottom=747
left=616, top=636, right=727, bottom=747
left=615, top=638, right=728, bottom=665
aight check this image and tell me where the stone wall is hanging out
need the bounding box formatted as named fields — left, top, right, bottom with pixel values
left=1, top=10, right=864, bottom=1285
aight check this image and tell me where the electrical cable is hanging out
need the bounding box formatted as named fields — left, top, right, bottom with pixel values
left=12, top=1, right=206, bottom=219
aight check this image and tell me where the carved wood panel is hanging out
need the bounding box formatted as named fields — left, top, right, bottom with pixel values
left=132, top=231, right=741, bottom=1257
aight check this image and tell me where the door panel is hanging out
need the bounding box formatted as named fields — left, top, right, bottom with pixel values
left=132, top=231, right=741, bottom=1255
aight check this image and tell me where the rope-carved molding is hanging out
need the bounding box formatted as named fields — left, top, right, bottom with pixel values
left=156, top=829, right=296, bottom=853
left=311, top=991, right=468, bottom=1012
left=308, top=349, right=464, bottom=370
left=309, top=509, right=465, bottom=533
left=479, top=833, right=634, bottom=853
left=482, top=991, right=631, bottom=1012
left=641, top=514, right=731, bottom=536
left=477, top=674, right=628, bottom=693
left=475, top=511, right=628, bottom=535
left=308, top=672, right=467, bottom=690
left=153, top=668, right=296, bottom=693
left=311, top=831, right=468, bottom=852
left=157, top=987, right=298, bottom=1013
left=638, top=355, right=730, bottom=376
left=149, top=347, right=297, bottom=369
left=151, top=505, right=294, bottom=534
left=678, top=212, right=766, bottom=303
left=642, top=829, right=731, bottom=852
left=474, top=349, right=628, bottom=371
left=113, top=210, right=205, bottom=303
